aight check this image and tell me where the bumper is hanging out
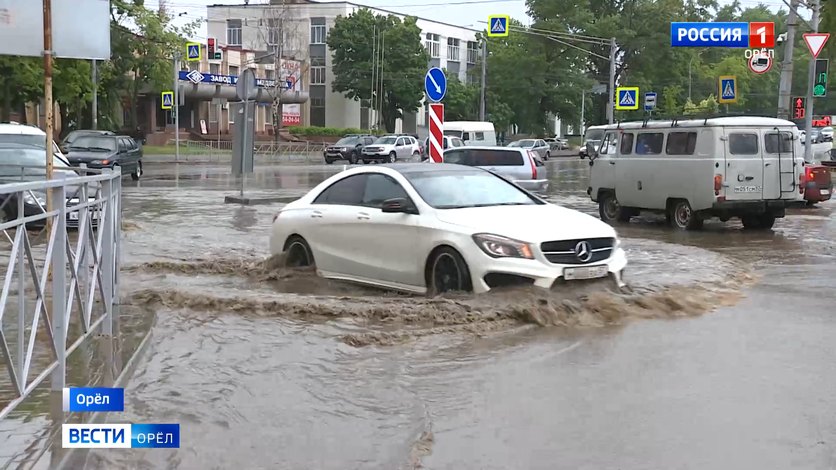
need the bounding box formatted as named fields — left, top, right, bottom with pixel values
left=469, top=247, right=628, bottom=294
left=712, top=199, right=789, bottom=215
left=804, top=183, right=832, bottom=202
left=324, top=150, right=352, bottom=159
left=362, top=152, right=388, bottom=158
left=515, top=179, right=549, bottom=192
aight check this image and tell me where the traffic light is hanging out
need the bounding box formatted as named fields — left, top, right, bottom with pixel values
left=814, top=59, right=828, bottom=97
left=207, top=38, right=222, bottom=60
left=793, top=96, right=806, bottom=119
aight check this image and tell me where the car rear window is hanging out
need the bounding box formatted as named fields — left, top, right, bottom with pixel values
left=729, top=133, right=759, bottom=155
left=764, top=132, right=793, bottom=154
left=469, top=149, right=523, bottom=166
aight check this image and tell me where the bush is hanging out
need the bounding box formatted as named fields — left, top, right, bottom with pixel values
left=287, top=126, right=386, bottom=137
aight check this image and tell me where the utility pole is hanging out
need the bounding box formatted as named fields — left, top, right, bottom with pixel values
left=479, top=39, right=487, bottom=121
left=778, top=0, right=801, bottom=120
left=607, top=37, right=616, bottom=124
left=92, top=60, right=98, bottom=129
left=804, top=0, right=821, bottom=162
left=43, top=0, right=54, bottom=230
left=580, top=89, right=585, bottom=134
left=173, top=51, right=181, bottom=162
left=370, top=24, right=377, bottom=131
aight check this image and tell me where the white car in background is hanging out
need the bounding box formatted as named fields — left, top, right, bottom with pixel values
left=0, top=122, right=65, bottom=158
left=269, top=164, right=627, bottom=294
left=362, top=135, right=421, bottom=164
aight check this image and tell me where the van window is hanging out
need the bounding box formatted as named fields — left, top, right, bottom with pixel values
left=598, top=133, right=618, bottom=156
left=764, top=132, right=793, bottom=154
left=475, top=132, right=485, bottom=141
left=729, top=133, right=759, bottom=155
left=468, top=149, right=523, bottom=166
left=665, top=132, right=697, bottom=155
left=635, top=133, right=664, bottom=154
left=620, top=133, right=634, bottom=155
left=443, top=130, right=463, bottom=138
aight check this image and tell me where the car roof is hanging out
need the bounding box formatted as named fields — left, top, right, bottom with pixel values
left=0, top=123, right=46, bottom=135
left=443, top=145, right=524, bottom=152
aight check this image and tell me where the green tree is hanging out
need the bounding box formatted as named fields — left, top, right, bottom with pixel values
left=327, top=9, right=428, bottom=132
left=444, top=74, right=479, bottom=121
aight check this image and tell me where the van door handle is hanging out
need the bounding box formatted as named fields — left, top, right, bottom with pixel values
left=311, top=210, right=323, bottom=218
left=609, top=161, right=615, bottom=165
left=745, top=176, right=754, bottom=181
left=765, top=163, right=771, bottom=167
left=357, top=212, right=370, bottom=220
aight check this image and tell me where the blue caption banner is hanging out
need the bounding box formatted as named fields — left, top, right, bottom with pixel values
left=670, top=22, right=749, bottom=48
left=131, top=424, right=181, bottom=448
left=63, top=387, right=124, bottom=412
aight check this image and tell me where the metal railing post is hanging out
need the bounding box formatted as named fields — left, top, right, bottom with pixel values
left=114, top=175, right=122, bottom=306
left=101, top=171, right=114, bottom=336
left=77, top=180, right=89, bottom=296
left=17, top=193, right=25, bottom=384
left=50, top=184, right=67, bottom=391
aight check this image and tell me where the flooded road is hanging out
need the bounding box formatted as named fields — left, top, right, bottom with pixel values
left=5, top=159, right=836, bottom=469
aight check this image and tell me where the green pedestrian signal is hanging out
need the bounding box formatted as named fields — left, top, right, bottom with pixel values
left=814, top=59, right=828, bottom=97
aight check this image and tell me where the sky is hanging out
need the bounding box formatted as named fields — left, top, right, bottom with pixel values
left=148, top=0, right=792, bottom=41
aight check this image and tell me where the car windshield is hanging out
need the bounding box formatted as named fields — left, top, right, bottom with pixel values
left=443, top=130, right=463, bottom=138
left=585, top=129, right=605, bottom=141
left=65, top=131, right=105, bottom=143
left=68, top=136, right=116, bottom=151
left=335, top=137, right=359, bottom=145
left=405, top=169, right=539, bottom=209
left=375, top=137, right=397, bottom=145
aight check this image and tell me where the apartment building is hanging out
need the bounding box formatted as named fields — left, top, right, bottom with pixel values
left=207, top=0, right=480, bottom=132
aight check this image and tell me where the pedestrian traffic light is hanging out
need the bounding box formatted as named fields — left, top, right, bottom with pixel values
left=814, top=59, right=828, bottom=97
left=208, top=37, right=215, bottom=57
left=793, top=96, right=806, bottom=119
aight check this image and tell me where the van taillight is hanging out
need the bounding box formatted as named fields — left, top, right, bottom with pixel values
left=714, top=174, right=722, bottom=194
left=528, top=151, right=538, bottom=179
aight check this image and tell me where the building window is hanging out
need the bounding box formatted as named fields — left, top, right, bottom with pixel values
left=310, top=24, right=326, bottom=44
left=227, top=19, right=242, bottom=46
left=209, top=103, right=219, bottom=123
left=265, top=69, right=274, bottom=80
left=467, top=41, right=478, bottom=64
left=229, top=65, right=239, bottom=76
left=210, top=63, right=220, bottom=75
left=267, top=18, right=281, bottom=45
left=447, top=38, right=460, bottom=62
left=311, top=97, right=325, bottom=108
left=424, top=33, right=440, bottom=58
left=311, top=66, right=325, bottom=85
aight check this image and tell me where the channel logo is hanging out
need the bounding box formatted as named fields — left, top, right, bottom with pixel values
left=62, top=424, right=180, bottom=448
left=671, top=22, right=774, bottom=48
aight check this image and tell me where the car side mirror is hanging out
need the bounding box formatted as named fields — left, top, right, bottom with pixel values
left=381, top=197, right=416, bottom=214
left=585, top=142, right=599, bottom=160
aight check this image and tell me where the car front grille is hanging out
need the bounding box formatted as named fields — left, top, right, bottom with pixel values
left=364, top=147, right=381, bottom=152
left=540, top=237, right=615, bottom=265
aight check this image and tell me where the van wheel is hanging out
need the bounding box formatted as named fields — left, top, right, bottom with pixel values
left=669, top=199, right=703, bottom=230
left=598, top=192, right=631, bottom=223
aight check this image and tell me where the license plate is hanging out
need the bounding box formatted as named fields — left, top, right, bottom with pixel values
left=563, top=265, right=609, bottom=281
left=733, top=186, right=762, bottom=193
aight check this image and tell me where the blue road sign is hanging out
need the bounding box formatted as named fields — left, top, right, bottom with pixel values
left=425, top=67, right=447, bottom=102
left=161, top=91, right=173, bottom=110
left=615, top=87, right=639, bottom=110
left=644, top=92, right=657, bottom=111
left=718, top=76, right=738, bottom=104
left=670, top=22, right=749, bottom=48
left=487, top=15, right=509, bottom=37
left=186, top=42, right=201, bottom=61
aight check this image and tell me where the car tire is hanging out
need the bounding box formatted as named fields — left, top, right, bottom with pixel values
left=349, top=151, right=358, bottom=164
left=325, top=158, right=334, bottom=164
left=427, top=246, right=472, bottom=295
left=669, top=199, right=703, bottom=230
left=388, top=152, right=397, bottom=163
left=284, top=235, right=315, bottom=268
left=131, top=161, right=142, bottom=181
left=412, top=151, right=420, bottom=159
left=544, top=152, right=550, bottom=160
left=598, top=192, right=630, bottom=224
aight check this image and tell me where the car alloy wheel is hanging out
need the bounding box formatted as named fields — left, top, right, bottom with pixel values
left=131, top=161, right=142, bottom=181
left=284, top=236, right=315, bottom=268
left=429, top=247, right=472, bottom=294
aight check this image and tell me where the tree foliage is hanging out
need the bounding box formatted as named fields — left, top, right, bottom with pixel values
left=327, top=9, right=428, bottom=132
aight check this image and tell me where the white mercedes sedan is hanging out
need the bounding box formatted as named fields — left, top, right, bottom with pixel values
left=269, top=164, right=628, bottom=295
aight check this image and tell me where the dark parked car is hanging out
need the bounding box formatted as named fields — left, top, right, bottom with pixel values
left=65, top=134, right=143, bottom=180
left=323, top=135, right=376, bottom=164
left=0, top=144, right=99, bottom=228
left=60, top=129, right=115, bottom=154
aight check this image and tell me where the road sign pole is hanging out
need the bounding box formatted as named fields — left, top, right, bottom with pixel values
left=173, top=52, right=180, bottom=162
left=607, top=37, right=616, bottom=124
left=804, top=0, right=821, bottom=162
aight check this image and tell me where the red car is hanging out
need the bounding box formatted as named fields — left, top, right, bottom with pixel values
left=801, top=163, right=832, bottom=205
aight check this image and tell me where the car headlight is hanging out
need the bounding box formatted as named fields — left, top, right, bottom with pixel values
left=472, top=233, right=534, bottom=259
left=23, top=191, right=47, bottom=206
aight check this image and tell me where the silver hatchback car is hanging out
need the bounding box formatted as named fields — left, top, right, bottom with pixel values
left=441, top=146, right=547, bottom=192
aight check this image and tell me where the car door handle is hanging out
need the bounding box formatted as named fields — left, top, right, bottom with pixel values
left=745, top=176, right=754, bottom=181
left=311, top=210, right=323, bottom=218
left=357, top=212, right=370, bottom=220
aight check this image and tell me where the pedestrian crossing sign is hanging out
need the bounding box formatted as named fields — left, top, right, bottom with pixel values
left=718, top=76, right=738, bottom=104
left=487, top=15, right=509, bottom=37
left=186, top=42, right=201, bottom=61
left=615, top=87, right=639, bottom=110
left=161, top=91, right=174, bottom=110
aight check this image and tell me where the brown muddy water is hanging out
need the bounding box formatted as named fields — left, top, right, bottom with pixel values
left=2, top=160, right=836, bottom=469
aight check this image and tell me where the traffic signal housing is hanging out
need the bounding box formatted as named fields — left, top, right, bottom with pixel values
left=793, top=96, right=806, bottom=120
left=814, top=59, right=828, bottom=97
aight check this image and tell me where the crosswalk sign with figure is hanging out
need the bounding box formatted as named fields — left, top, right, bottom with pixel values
left=615, top=87, right=639, bottom=110
left=487, top=15, right=509, bottom=37
left=718, top=76, right=737, bottom=104
left=161, top=91, right=174, bottom=110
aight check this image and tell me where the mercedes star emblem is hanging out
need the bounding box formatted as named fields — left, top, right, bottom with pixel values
left=574, top=241, right=592, bottom=262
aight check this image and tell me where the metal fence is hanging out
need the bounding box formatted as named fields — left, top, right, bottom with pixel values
left=170, top=139, right=328, bottom=154
left=0, top=168, right=121, bottom=420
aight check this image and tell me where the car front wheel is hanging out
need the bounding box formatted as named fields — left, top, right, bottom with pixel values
left=284, top=235, right=315, bottom=267
left=388, top=152, right=397, bottom=163
left=131, top=161, right=142, bottom=181
left=427, top=247, right=472, bottom=295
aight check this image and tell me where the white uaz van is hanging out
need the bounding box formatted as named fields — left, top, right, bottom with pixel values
left=586, top=117, right=805, bottom=230
left=443, top=121, right=497, bottom=146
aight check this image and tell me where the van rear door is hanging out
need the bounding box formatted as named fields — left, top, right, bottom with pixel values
left=762, top=129, right=797, bottom=199
left=724, top=130, right=764, bottom=200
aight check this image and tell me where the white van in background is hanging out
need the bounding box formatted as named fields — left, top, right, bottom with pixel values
left=443, top=121, right=497, bottom=146
left=587, top=117, right=805, bottom=230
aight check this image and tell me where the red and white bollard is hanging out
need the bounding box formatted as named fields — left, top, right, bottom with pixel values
left=428, top=103, right=444, bottom=163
